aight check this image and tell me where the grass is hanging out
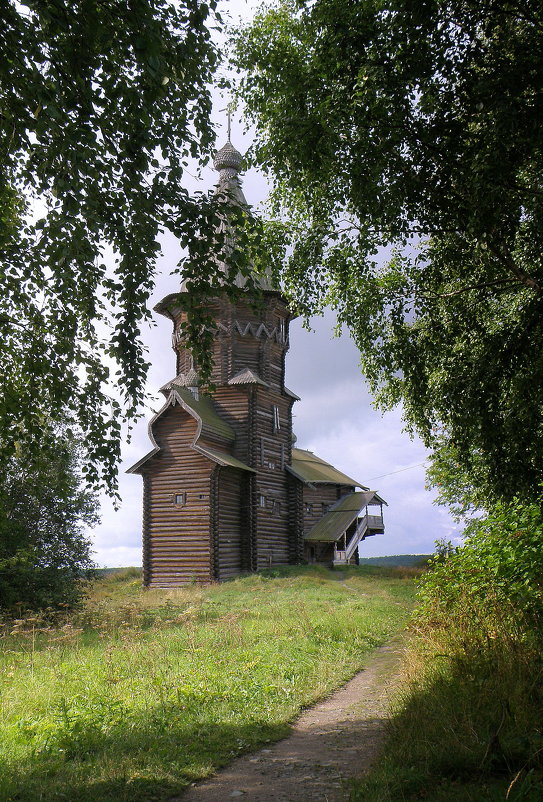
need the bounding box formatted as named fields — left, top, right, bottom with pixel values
left=348, top=587, right=543, bottom=801
left=0, top=565, right=415, bottom=802
left=349, top=634, right=543, bottom=802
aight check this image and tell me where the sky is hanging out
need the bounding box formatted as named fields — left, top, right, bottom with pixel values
left=89, top=0, right=462, bottom=567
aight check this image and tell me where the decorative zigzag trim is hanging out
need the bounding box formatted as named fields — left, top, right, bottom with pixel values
left=173, top=320, right=287, bottom=347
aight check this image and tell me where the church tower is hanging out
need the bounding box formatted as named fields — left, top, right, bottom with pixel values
left=128, top=139, right=386, bottom=586
left=128, top=140, right=302, bottom=585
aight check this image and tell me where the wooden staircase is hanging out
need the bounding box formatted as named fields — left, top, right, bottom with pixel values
left=333, top=514, right=384, bottom=565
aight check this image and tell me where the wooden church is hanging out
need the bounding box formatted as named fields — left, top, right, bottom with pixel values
left=128, top=139, right=386, bottom=586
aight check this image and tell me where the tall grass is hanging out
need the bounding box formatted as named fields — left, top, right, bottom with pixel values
left=0, top=565, right=414, bottom=802
left=350, top=501, right=543, bottom=802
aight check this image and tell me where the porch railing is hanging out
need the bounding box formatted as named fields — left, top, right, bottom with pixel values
left=333, top=512, right=385, bottom=564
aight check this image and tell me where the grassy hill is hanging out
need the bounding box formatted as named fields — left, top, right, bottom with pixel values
left=358, top=554, right=431, bottom=567
left=0, top=565, right=416, bottom=802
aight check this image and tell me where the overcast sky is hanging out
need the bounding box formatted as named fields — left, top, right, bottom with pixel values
left=89, top=0, right=461, bottom=567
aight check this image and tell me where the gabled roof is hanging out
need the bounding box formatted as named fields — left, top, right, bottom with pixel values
left=228, top=367, right=269, bottom=387
left=287, top=448, right=365, bottom=488
left=172, top=386, right=234, bottom=443
left=126, top=386, right=255, bottom=474
left=304, top=491, right=380, bottom=543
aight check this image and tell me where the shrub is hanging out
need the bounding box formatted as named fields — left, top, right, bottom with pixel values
left=0, top=438, right=97, bottom=612
left=417, top=498, right=543, bottom=644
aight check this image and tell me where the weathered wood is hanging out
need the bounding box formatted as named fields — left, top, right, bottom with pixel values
left=141, top=404, right=215, bottom=585
left=301, top=485, right=354, bottom=535
left=215, top=467, right=244, bottom=580
left=131, top=282, right=378, bottom=584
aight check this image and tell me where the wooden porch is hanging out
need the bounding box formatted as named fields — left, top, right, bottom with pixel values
left=332, top=513, right=384, bottom=564
left=304, top=492, right=386, bottom=566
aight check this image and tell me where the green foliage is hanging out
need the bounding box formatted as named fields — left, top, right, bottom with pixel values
left=0, top=435, right=97, bottom=611
left=0, top=566, right=415, bottom=802
left=418, top=499, right=543, bottom=637
left=349, top=500, right=543, bottom=801
left=0, top=0, right=224, bottom=489
left=233, top=0, right=543, bottom=504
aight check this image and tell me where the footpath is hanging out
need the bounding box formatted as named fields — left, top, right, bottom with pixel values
left=176, top=635, right=406, bottom=802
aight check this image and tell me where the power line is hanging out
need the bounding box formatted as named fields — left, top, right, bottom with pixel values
left=367, top=462, right=428, bottom=481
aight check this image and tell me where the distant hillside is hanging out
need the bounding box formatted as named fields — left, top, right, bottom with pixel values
left=358, top=554, right=431, bottom=567
left=93, top=567, right=142, bottom=577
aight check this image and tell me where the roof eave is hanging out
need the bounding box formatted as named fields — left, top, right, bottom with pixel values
left=285, top=464, right=317, bottom=488
left=125, top=446, right=160, bottom=474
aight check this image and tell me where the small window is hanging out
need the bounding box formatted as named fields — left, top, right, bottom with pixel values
left=259, top=495, right=266, bottom=508
left=174, top=492, right=186, bottom=506
left=198, top=494, right=208, bottom=501
left=265, top=498, right=281, bottom=515
left=272, top=405, right=281, bottom=433
left=305, top=503, right=313, bottom=515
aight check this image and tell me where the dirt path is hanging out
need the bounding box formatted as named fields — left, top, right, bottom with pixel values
left=176, top=634, right=406, bottom=802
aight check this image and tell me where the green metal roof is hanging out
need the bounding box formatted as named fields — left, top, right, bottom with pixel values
left=288, top=448, right=365, bottom=488
left=304, top=492, right=369, bottom=542
left=125, top=385, right=235, bottom=474
left=173, top=387, right=235, bottom=443
left=196, top=445, right=255, bottom=473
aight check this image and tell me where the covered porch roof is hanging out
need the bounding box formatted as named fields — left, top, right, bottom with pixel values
left=304, top=491, right=384, bottom=543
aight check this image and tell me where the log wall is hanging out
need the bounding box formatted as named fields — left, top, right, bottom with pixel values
left=301, top=485, right=355, bottom=535
left=213, top=387, right=250, bottom=464
left=171, top=294, right=292, bottom=392
left=287, top=474, right=305, bottom=563
left=252, top=386, right=293, bottom=569
left=215, top=467, right=245, bottom=580
left=142, top=404, right=214, bottom=586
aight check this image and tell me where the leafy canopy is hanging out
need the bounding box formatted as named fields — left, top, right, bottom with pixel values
left=0, top=0, right=225, bottom=490
left=233, top=0, right=543, bottom=507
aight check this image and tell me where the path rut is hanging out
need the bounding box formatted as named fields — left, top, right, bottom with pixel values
left=175, top=634, right=406, bottom=802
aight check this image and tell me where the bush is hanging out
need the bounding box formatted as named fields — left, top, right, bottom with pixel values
left=417, top=499, right=543, bottom=643
left=0, top=438, right=97, bottom=612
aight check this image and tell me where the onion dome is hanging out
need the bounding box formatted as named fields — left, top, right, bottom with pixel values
left=213, top=139, right=247, bottom=207
left=184, top=367, right=200, bottom=387
left=213, top=140, right=243, bottom=174
left=168, top=136, right=275, bottom=295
